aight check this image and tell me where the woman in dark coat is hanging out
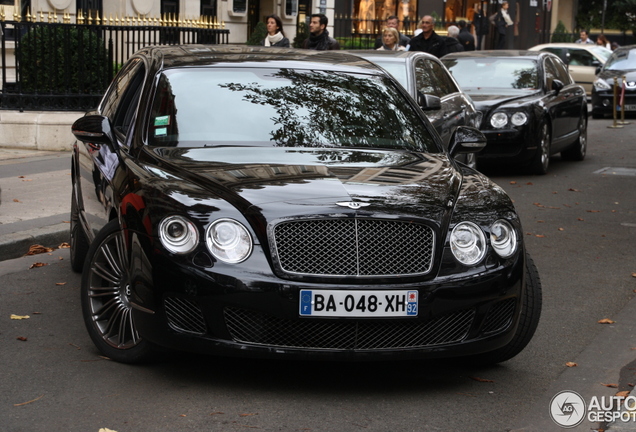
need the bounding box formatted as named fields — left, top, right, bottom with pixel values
left=261, top=14, right=290, bottom=48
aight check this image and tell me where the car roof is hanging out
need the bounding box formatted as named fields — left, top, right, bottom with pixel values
left=611, top=44, right=636, bottom=54
left=138, top=44, right=387, bottom=75
left=442, top=50, right=546, bottom=60
left=529, top=43, right=606, bottom=50
left=346, top=50, right=440, bottom=62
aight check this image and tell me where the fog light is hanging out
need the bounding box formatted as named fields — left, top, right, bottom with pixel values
left=602, top=99, right=610, bottom=107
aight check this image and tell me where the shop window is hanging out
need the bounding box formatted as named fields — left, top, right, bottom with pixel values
left=229, top=0, right=247, bottom=17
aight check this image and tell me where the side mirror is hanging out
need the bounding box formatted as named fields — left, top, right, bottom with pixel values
left=591, top=60, right=601, bottom=67
left=595, top=66, right=602, bottom=75
left=72, top=115, right=116, bottom=150
left=551, top=79, right=564, bottom=95
left=417, top=92, right=441, bottom=111
left=448, top=126, right=486, bottom=158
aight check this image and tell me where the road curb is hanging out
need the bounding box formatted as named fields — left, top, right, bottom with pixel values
left=0, top=223, right=70, bottom=261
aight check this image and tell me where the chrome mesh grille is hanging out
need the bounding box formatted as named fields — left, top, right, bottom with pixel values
left=273, top=218, right=434, bottom=276
left=164, top=296, right=207, bottom=335
left=482, top=298, right=516, bottom=335
left=224, top=307, right=475, bottom=350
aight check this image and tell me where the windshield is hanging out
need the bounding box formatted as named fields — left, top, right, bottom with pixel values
left=589, top=46, right=612, bottom=62
left=368, top=60, right=409, bottom=89
left=443, top=58, right=539, bottom=95
left=604, top=49, right=636, bottom=71
left=148, top=67, right=437, bottom=153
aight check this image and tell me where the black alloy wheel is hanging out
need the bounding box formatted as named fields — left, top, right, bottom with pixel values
left=561, top=115, right=587, bottom=161
left=530, top=121, right=551, bottom=175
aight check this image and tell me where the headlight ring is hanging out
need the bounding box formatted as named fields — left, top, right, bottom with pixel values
left=490, top=219, right=518, bottom=258
left=450, top=222, right=486, bottom=265
left=510, top=112, right=528, bottom=126
left=206, top=218, right=253, bottom=263
left=159, top=215, right=199, bottom=254
left=490, top=112, right=508, bottom=128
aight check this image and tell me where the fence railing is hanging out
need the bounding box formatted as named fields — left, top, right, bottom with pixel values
left=1, top=19, right=229, bottom=111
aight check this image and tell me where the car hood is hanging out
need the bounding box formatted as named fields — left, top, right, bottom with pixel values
left=598, top=69, right=636, bottom=85
left=468, top=92, right=538, bottom=111
left=146, top=146, right=462, bottom=218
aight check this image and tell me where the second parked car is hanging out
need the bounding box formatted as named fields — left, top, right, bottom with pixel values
left=443, top=50, right=588, bottom=174
left=591, top=45, right=636, bottom=119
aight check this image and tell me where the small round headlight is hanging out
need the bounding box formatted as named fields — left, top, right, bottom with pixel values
left=450, top=222, right=486, bottom=265
left=490, top=219, right=518, bottom=258
left=159, top=216, right=199, bottom=254
left=206, top=218, right=253, bottom=263
left=490, top=112, right=508, bottom=129
left=511, top=112, right=528, bottom=126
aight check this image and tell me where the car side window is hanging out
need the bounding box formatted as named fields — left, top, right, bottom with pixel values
left=550, top=58, right=573, bottom=85
left=431, top=61, right=459, bottom=96
left=100, top=58, right=142, bottom=120
left=414, top=58, right=440, bottom=97
left=568, top=49, right=595, bottom=67
left=112, top=65, right=146, bottom=138
left=543, top=58, right=558, bottom=90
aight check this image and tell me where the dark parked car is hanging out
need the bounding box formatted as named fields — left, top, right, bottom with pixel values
left=352, top=50, right=480, bottom=168
left=592, top=45, right=636, bottom=119
left=70, top=45, right=541, bottom=365
left=443, top=50, right=588, bottom=174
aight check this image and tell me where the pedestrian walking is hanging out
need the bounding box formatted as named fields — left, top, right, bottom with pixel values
left=303, top=13, right=340, bottom=50
left=473, top=1, right=489, bottom=50
left=445, top=25, right=464, bottom=53
left=408, top=15, right=447, bottom=58
left=261, top=14, right=290, bottom=47
left=494, top=0, right=513, bottom=49
left=457, top=20, right=475, bottom=51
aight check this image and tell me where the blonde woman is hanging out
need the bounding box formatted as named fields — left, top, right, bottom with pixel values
left=377, top=27, right=407, bottom=51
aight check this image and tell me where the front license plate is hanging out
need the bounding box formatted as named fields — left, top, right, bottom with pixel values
left=618, top=105, right=636, bottom=111
left=299, top=290, right=418, bottom=317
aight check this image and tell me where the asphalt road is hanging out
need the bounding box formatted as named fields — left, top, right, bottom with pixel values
left=0, top=117, right=635, bottom=432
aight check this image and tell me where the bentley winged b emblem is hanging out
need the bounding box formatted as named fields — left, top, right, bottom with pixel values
left=336, top=201, right=370, bottom=209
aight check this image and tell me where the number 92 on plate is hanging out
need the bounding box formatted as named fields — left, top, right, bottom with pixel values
left=299, top=290, right=418, bottom=317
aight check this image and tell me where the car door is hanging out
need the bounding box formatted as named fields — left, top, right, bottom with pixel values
left=543, top=56, right=582, bottom=149
left=413, top=57, right=466, bottom=147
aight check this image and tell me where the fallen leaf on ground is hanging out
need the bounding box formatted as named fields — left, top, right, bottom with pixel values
left=616, top=391, right=631, bottom=398
left=98, top=429, right=118, bottom=432
left=16, top=336, right=28, bottom=341
left=537, top=220, right=545, bottom=223
left=10, top=314, right=30, bottom=320
left=566, top=362, right=577, bottom=367
left=55, top=282, right=66, bottom=286
left=21, top=179, right=33, bottom=182
left=587, top=210, right=601, bottom=213
left=69, top=343, right=81, bottom=350
left=536, top=234, right=546, bottom=238
left=526, top=182, right=533, bottom=185
left=569, top=188, right=580, bottom=192
left=58, top=242, right=70, bottom=249
left=558, top=228, right=565, bottom=231
left=210, top=412, right=225, bottom=416
left=469, top=376, right=494, bottom=383
left=13, top=395, right=44, bottom=406
left=632, top=273, right=636, bottom=278
left=602, top=383, right=618, bottom=388
left=578, top=218, right=585, bottom=221
left=13, top=199, right=21, bottom=203
left=26, top=244, right=54, bottom=255
left=29, top=262, right=48, bottom=269
left=598, top=319, right=615, bottom=324
left=509, top=181, right=517, bottom=184
left=240, top=413, right=259, bottom=417
left=18, top=175, right=24, bottom=178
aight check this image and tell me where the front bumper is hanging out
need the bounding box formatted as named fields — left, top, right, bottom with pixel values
left=130, top=248, right=526, bottom=361
left=592, top=88, right=636, bottom=116
left=476, top=127, right=537, bottom=166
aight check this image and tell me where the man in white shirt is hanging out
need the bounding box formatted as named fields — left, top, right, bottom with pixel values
left=576, top=30, right=594, bottom=44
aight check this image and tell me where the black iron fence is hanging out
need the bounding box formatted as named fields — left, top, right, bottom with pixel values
left=1, top=19, right=229, bottom=111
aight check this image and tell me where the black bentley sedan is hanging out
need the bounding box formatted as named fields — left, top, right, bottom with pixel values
left=70, top=45, right=541, bottom=365
left=443, top=50, right=588, bottom=174
left=592, top=45, right=636, bottom=119
left=351, top=50, right=480, bottom=168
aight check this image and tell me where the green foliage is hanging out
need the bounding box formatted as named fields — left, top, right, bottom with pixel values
left=293, top=21, right=309, bottom=48
left=18, top=25, right=110, bottom=94
left=335, top=37, right=376, bottom=50
left=247, top=21, right=267, bottom=46
left=551, top=21, right=574, bottom=42
left=575, top=0, right=635, bottom=34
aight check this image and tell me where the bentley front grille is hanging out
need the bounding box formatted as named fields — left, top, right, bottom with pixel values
left=224, top=307, right=475, bottom=350
left=482, top=298, right=516, bottom=335
left=273, top=218, right=435, bottom=277
left=164, top=296, right=207, bottom=335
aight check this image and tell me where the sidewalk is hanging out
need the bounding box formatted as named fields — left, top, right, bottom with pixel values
left=0, top=147, right=72, bottom=261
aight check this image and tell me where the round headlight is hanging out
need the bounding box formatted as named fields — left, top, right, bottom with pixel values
left=206, top=218, right=253, bottom=263
left=511, top=112, right=528, bottom=126
left=159, top=216, right=199, bottom=254
left=490, top=112, right=508, bottom=128
left=450, top=222, right=486, bottom=265
left=490, top=219, right=518, bottom=258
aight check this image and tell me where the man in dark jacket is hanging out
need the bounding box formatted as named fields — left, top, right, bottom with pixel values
left=457, top=20, right=475, bottom=51
left=303, top=14, right=341, bottom=50
left=473, top=1, right=489, bottom=50
left=408, top=15, right=447, bottom=58
left=374, top=15, right=410, bottom=49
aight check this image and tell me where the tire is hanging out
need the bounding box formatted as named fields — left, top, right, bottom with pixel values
left=530, top=121, right=551, bottom=175
left=462, top=252, right=542, bottom=365
left=70, top=183, right=90, bottom=273
left=561, top=115, right=587, bottom=161
left=81, top=219, right=153, bottom=363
